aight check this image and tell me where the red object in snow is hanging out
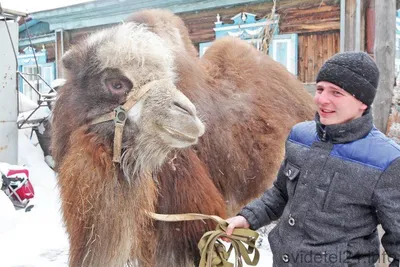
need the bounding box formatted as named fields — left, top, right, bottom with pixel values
left=0, top=163, right=35, bottom=208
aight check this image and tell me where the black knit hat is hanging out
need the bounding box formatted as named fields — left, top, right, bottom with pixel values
left=316, top=51, right=380, bottom=106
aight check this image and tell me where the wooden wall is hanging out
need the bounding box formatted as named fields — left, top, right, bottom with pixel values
left=178, top=0, right=341, bottom=83
left=298, top=31, right=340, bottom=83
left=278, top=0, right=340, bottom=34
left=180, top=0, right=340, bottom=44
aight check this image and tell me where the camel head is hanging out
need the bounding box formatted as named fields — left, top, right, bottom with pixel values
left=60, top=22, right=205, bottom=176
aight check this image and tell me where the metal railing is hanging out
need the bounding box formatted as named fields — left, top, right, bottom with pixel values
left=17, top=72, right=57, bottom=129
left=1, top=4, right=58, bottom=129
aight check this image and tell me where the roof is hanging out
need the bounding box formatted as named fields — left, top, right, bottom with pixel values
left=19, top=18, right=50, bottom=40
left=19, top=19, right=40, bottom=33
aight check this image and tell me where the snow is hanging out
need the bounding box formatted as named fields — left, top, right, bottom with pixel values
left=0, top=117, right=273, bottom=266
left=18, top=93, right=39, bottom=113
left=0, top=129, right=69, bottom=267
left=0, top=191, right=17, bottom=234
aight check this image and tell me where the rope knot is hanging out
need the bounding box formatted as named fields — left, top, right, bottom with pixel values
left=198, top=223, right=260, bottom=267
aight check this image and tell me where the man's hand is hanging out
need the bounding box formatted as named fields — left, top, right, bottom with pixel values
left=222, top=215, right=250, bottom=242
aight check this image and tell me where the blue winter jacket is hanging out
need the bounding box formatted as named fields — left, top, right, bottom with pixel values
left=239, top=112, right=400, bottom=267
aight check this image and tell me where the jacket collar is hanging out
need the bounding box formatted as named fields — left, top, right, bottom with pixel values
left=315, top=111, right=373, bottom=144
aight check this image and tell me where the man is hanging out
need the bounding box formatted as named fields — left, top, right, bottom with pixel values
left=226, top=52, right=400, bottom=266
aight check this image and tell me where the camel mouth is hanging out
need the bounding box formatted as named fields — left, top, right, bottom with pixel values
left=162, top=126, right=197, bottom=143
left=161, top=126, right=198, bottom=143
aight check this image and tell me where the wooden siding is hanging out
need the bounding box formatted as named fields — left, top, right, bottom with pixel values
left=69, top=25, right=114, bottom=46
left=45, top=43, right=56, bottom=61
left=298, top=31, right=340, bottom=83
left=277, top=1, right=340, bottom=34
left=180, top=0, right=340, bottom=44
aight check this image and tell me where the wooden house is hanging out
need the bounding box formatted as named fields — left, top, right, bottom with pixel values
left=17, top=0, right=381, bottom=90
left=18, top=19, right=56, bottom=99
left=18, top=0, right=340, bottom=84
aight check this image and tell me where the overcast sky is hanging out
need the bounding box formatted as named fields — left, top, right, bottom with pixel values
left=1, top=0, right=92, bottom=13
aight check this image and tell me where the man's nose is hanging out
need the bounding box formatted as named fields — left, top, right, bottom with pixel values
left=315, top=91, right=330, bottom=104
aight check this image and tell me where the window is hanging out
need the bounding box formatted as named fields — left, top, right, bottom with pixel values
left=21, top=66, right=41, bottom=102
left=269, top=34, right=298, bottom=76
left=20, top=63, right=55, bottom=103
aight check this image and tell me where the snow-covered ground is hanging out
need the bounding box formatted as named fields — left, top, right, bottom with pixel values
left=0, top=128, right=273, bottom=267
left=0, top=129, right=69, bottom=267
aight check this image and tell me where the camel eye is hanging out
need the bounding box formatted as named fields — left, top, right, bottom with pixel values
left=112, top=81, right=122, bottom=90
left=105, top=78, right=132, bottom=93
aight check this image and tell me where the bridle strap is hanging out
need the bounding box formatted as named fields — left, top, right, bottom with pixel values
left=113, top=121, right=125, bottom=163
left=90, top=112, right=115, bottom=125
left=90, top=79, right=168, bottom=163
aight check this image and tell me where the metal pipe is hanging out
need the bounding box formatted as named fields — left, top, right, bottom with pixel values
left=54, top=30, right=58, bottom=79
left=340, top=0, right=346, bottom=52
left=60, top=28, right=64, bottom=56
left=355, top=0, right=361, bottom=51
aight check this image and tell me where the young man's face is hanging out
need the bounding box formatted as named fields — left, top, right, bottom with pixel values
left=314, top=81, right=368, bottom=125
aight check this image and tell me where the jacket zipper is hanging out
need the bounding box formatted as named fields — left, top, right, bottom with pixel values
left=321, top=129, right=327, bottom=142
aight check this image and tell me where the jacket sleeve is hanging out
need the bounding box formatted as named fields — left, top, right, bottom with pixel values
left=372, top=157, right=400, bottom=267
left=238, top=160, right=289, bottom=230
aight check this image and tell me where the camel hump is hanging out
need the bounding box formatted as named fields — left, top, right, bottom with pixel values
left=201, top=36, right=296, bottom=83
left=201, top=36, right=272, bottom=64
left=126, top=9, right=198, bottom=57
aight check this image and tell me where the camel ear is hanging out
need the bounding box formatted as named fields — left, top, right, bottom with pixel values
left=62, top=50, right=76, bottom=70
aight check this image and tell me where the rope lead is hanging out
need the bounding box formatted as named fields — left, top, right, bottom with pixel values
left=148, top=212, right=260, bottom=267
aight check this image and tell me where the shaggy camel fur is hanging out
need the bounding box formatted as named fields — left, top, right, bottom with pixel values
left=51, top=9, right=315, bottom=267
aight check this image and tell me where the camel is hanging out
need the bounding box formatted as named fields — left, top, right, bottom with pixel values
left=51, top=9, right=315, bottom=267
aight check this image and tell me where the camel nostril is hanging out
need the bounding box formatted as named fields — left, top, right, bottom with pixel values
left=173, top=101, right=194, bottom=116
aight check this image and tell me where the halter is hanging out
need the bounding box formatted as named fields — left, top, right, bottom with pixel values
left=90, top=79, right=167, bottom=163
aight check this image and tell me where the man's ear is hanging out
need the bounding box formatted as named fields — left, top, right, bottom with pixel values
left=360, top=103, right=368, bottom=112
